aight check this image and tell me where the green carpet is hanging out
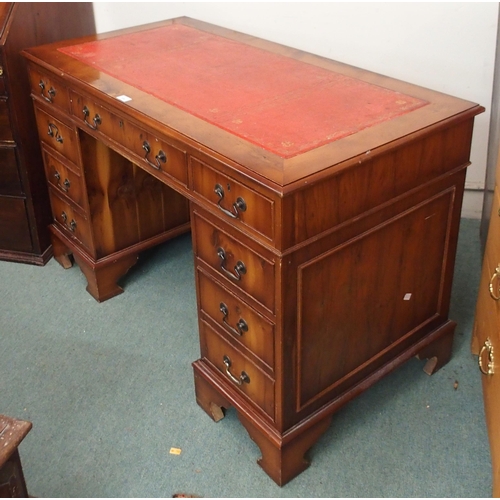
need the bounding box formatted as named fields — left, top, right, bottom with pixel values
left=0, top=218, right=492, bottom=497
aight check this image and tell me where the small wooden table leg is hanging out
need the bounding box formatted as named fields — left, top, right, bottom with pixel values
left=193, top=369, right=231, bottom=422
left=416, top=320, right=456, bottom=375
left=72, top=252, right=139, bottom=303
left=193, top=361, right=333, bottom=486
left=50, top=231, right=73, bottom=269
left=0, top=415, right=32, bottom=498
left=237, top=412, right=333, bottom=486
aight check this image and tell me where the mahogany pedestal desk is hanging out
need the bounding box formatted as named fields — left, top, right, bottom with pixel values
left=22, top=18, right=484, bottom=486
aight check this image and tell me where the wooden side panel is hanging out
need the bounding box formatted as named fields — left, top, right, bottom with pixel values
left=296, top=191, right=453, bottom=409
left=277, top=167, right=466, bottom=430
left=282, top=119, right=474, bottom=248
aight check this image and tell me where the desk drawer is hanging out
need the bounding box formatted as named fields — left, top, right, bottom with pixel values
left=0, top=57, right=6, bottom=96
left=191, top=157, right=274, bottom=241
left=486, top=186, right=500, bottom=265
left=0, top=99, right=13, bottom=142
left=69, top=90, right=188, bottom=186
left=0, top=196, right=32, bottom=252
left=198, top=269, right=275, bottom=370
left=0, top=147, right=22, bottom=195
left=34, top=107, right=80, bottom=164
left=42, top=147, right=85, bottom=211
left=49, top=189, right=93, bottom=252
left=483, top=187, right=500, bottom=320
left=200, top=318, right=275, bottom=418
left=28, top=66, right=70, bottom=112
left=193, top=210, right=276, bottom=314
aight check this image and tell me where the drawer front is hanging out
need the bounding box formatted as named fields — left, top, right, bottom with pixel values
left=34, top=107, right=79, bottom=164
left=191, top=157, right=274, bottom=241
left=200, top=318, right=275, bottom=418
left=485, top=186, right=500, bottom=319
left=0, top=59, right=6, bottom=96
left=0, top=98, right=12, bottom=141
left=198, top=269, right=275, bottom=370
left=42, top=147, right=85, bottom=210
left=476, top=249, right=500, bottom=347
left=0, top=196, right=32, bottom=252
left=49, top=189, right=93, bottom=252
left=486, top=186, right=500, bottom=266
left=193, top=211, right=276, bottom=313
left=69, top=91, right=188, bottom=186
left=0, top=147, right=22, bottom=195
left=28, top=66, right=70, bottom=112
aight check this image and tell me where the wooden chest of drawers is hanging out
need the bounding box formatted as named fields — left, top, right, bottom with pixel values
left=473, top=151, right=500, bottom=496
left=23, top=18, right=484, bottom=485
left=0, top=3, right=95, bottom=265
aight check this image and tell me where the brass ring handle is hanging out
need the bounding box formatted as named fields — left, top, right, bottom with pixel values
left=489, top=265, right=500, bottom=300
left=217, top=247, right=246, bottom=281
left=60, top=212, right=76, bottom=232
left=54, top=172, right=70, bottom=192
left=479, top=338, right=495, bottom=375
left=142, top=141, right=167, bottom=170
left=39, top=80, right=56, bottom=103
left=47, top=123, right=63, bottom=143
left=219, top=302, right=248, bottom=337
left=214, top=184, right=247, bottom=219
left=82, top=106, right=102, bottom=130
left=223, top=355, right=250, bottom=386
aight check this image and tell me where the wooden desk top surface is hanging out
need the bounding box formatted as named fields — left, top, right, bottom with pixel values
left=23, top=17, right=484, bottom=189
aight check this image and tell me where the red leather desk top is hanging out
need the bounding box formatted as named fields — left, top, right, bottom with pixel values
left=59, top=24, right=427, bottom=159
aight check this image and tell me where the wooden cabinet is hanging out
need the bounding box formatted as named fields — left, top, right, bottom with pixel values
left=22, top=18, right=484, bottom=485
left=0, top=2, right=95, bottom=265
left=473, top=167, right=500, bottom=497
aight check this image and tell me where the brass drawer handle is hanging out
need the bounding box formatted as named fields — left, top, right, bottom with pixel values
left=217, top=247, right=246, bottom=281
left=47, top=123, right=63, bottom=143
left=39, top=80, right=56, bottom=103
left=489, top=265, right=500, bottom=300
left=214, top=183, right=247, bottom=219
left=54, top=171, right=70, bottom=192
left=82, top=106, right=102, bottom=130
left=219, top=302, right=248, bottom=337
left=223, top=355, right=250, bottom=386
left=479, top=338, right=495, bottom=375
left=142, top=141, right=167, bottom=170
left=60, top=211, right=76, bottom=232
